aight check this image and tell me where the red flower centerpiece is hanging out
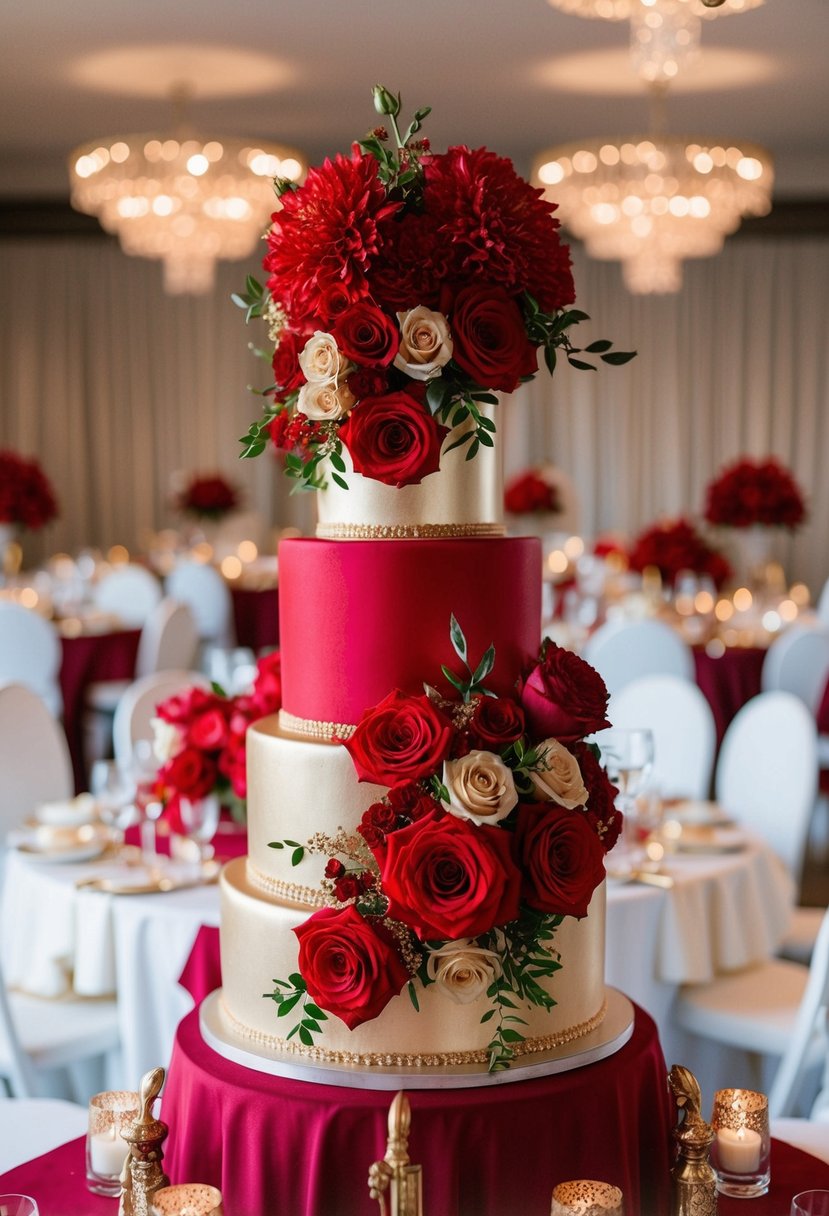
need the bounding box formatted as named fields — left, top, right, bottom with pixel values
left=235, top=86, right=633, bottom=491
left=628, top=517, right=732, bottom=589
left=267, top=619, right=621, bottom=1071
left=704, top=457, right=807, bottom=530
left=177, top=473, right=240, bottom=521
left=504, top=469, right=562, bottom=516
left=0, top=450, right=59, bottom=531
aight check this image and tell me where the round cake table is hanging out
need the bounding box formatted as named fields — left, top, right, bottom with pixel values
left=160, top=1002, right=674, bottom=1216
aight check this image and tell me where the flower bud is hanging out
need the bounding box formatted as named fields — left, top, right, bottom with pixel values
left=372, top=85, right=400, bottom=118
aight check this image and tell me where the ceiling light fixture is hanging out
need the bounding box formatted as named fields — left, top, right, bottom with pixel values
left=68, top=89, right=305, bottom=295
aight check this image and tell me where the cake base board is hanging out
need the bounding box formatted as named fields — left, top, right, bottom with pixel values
left=199, top=986, right=634, bottom=1091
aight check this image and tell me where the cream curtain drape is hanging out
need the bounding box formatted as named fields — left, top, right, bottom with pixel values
left=1, top=235, right=827, bottom=593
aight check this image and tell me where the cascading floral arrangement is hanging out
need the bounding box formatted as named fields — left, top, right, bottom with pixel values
left=235, top=86, right=633, bottom=491
left=628, top=517, right=732, bottom=589
left=151, top=651, right=282, bottom=828
left=704, top=457, right=807, bottom=530
left=0, top=450, right=59, bottom=531
left=267, top=621, right=621, bottom=1072
left=504, top=469, right=562, bottom=516
left=176, top=473, right=240, bottom=521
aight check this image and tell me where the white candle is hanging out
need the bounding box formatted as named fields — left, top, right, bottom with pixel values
left=89, top=1125, right=130, bottom=1178
left=716, top=1125, right=762, bottom=1173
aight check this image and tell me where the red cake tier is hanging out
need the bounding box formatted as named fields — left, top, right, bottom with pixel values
left=278, top=536, right=541, bottom=729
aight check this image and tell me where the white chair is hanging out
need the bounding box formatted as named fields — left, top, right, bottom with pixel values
left=0, top=602, right=62, bottom=718
left=92, top=563, right=163, bottom=628
left=715, top=691, right=818, bottom=881
left=86, top=598, right=199, bottom=716
left=675, top=907, right=829, bottom=1119
left=610, top=673, right=717, bottom=800
left=817, top=578, right=829, bottom=628
left=581, top=618, right=695, bottom=699
left=165, top=560, right=234, bottom=648
left=112, top=668, right=209, bottom=770
left=0, top=955, right=120, bottom=1101
left=0, top=683, right=73, bottom=848
left=0, top=1096, right=88, bottom=1172
left=762, top=624, right=829, bottom=715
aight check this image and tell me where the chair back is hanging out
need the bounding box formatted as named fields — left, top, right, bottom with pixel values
left=817, top=578, right=829, bottom=628
left=0, top=602, right=62, bottom=717
left=0, top=683, right=73, bottom=843
left=112, top=668, right=210, bottom=769
left=135, top=598, right=199, bottom=678
left=0, top=956, right=38, bottom=1097
left=582, top=618, right=695, bottom=699
left=769, top=906, right=829, bottom=1119
left=715, top=690, right=818, bottom=880
left=762, top=624, right=829, bottom=715
left=165, top=560, right=234, bottom=646
left=611, top=673, right=717, bottom=800
left=92, top=563, right=162, bottom=628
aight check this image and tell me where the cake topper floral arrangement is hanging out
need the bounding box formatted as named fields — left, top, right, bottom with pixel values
left=267, top=621, right=620, bottom=1071
left=235, top=86, right=634, bottom=492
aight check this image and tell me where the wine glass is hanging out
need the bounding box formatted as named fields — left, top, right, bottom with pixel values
left=177, top=794, right=221, bottom=870
left=792, top=1193, right=829, bottom=1216
left=89, top=759, right=137, bottom=850
left=130, top=739, right=164, bottom=864
left=0, top=1198, right=40, bottom=1216
left=593, top=727, right=655, bottom=869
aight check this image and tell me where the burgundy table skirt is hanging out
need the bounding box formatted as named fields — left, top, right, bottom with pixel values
left=159, top=1003, right=673, bottom=1216
left=693, top=645, right=766, bottom=746
left=230, top=586, right=278, bottom=654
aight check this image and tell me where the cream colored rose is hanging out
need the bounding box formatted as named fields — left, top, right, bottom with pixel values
left=393, top=307, right=453, bottom=382
left=299, top=331, right=352, bottom=385
left=528, top=739, right=588, bottom=809
left=426, top=939, right=502, bottom=1005
left=150, top=716, right=183, bottom=765
left=443, top=750, right=518, bottom=826
left=297, top=379, right=356, bottom=421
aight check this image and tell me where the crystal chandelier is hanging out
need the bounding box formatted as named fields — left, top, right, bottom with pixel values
left=68, top=117, right=305, bottom=294
left=534, top=131, right=772, bottom=292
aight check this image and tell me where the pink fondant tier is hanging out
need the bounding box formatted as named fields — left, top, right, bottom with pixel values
left=278, top=536, right=542, bottom=729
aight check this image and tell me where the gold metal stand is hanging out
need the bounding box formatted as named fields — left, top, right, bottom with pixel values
left=368, top=1092, right=423, bottom=1216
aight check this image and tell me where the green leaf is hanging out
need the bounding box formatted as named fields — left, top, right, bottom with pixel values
left=298, top=1025, right=314, bottom=1047
left=330, top=451, right=346, bottom=473
left=451, top=404, right=470, bottom=428
left=584, top=339, right=612, bottom=353
left=291, top=847, right=305, bottom=867
left=476, top=413, right=497, bottom=431
left=500, top=1029, right=525, bottom=1043
left=332, top=473, right=349, bottom=490
left=471, top=644, right=496, bottom=686
left=602, top=350, right=637, bottom=365
left=480, top=1008, right=496, bottom=1024
left=465, top=438, right=480, bottom=462
left=443, top=430, right=473, bottom=455
left=408, top=981, right=420, bottom=1013
left=544, top=347, right=557, bottom=376
left=283, top=840, right=301, bottom=847
left=304, top=1002, right=327, bottom=1021
left=288, top=973, right=305, bottom=988
left=440, top=665, right=466, bottom=694
left=302, top=1019, right=322, bottom=1034
left=276, top=991, right=302, bottom=1016
left=449, top=614, right=468, bottom=663
left=426, top=379, right=450, bottom=414
left=477, top=430, right=494, bottom=448
left=567, top=358, right=596, bottom=372
left=268, top=841, right=284, bottom=850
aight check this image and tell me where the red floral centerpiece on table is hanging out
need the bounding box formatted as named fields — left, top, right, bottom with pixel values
left=177, top=473, right=240, bottom=522
left=0, top=450, right=59, bottom=531
left=704, top=457, right=807, bottom=530
left=235, top=85, right=633, bottom=491
left=266, top=620, right=621, bottom=1072
left=628, top=517, right=732, bottom=589
left=504, top=469, right=562, bottom=516
left=150, top=652, right=282, bottom=828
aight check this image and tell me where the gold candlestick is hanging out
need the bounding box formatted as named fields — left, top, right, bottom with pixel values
left=118, top=1067, right=170, bottom=1216
left=668, top=1065, right=718, bottom=1216
left=368, top=1092, right=423, bottom=1216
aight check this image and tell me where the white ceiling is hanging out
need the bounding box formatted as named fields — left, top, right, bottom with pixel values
left=2, top=0, right=828, bottom=201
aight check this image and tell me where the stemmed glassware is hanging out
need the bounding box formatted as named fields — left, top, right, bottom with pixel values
left=177, top=795, right=221, bottom=870
left=791, top=1193, right=829, bottom=1216
left=130, top=739, right=165, bottom=864
left=592, top=726, right=655, bottom=870
left=89, top=759, right=138, bottom=851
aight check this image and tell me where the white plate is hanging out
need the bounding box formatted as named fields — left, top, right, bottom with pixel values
left=673, top=824, right=746, bottom=854
left=16, top=839, right=109, bottom=864
left=667, top=800, right=732, bottom=827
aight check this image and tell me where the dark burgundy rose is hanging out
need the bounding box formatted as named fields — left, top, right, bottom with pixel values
left=346, top=367, right=390, bottom=400
left=357, top=820, right=385, bottom=849
left=332, top=302, right=400, bottom=368
left=376, top=811, right=522, bottom=940
left=293, top=904, right=409, bottom=1029
left=271, top=330, right=306, bottom=392
left=467, top=696, right=525, bottom=752
left=513, top=802, right=607, bottom=918
left=569, top=742, right=623, bottom=853
left=325, top=858, right=346, bottom=880
left=339, top=392, right=449, bottom=488
left=443, top=284, right=538, bottom=393
left=368, top=802, right=399, bottom=832
left=387, top=783, right=443, bottom=822
left=334, top=874, right=362, bottom=902
left=343, top=689, right=454, bottom=787
left=519, top=641, right=611, bottom=743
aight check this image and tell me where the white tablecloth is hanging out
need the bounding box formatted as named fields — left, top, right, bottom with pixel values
left=0, top=830, right=794, bottom=1089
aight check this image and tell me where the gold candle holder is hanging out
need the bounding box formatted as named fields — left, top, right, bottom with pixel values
left=86, top=1091, right=140, bottom=1197
left=149, top=1184, right=224, bottom=1215
left=710, top=1088, right=770, bottom=1198
left=551, top=1181, right=624, bottom=1216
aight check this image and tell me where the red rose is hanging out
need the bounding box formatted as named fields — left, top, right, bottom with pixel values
left=270, top=330, right=306, bottom=393
left=387, top=782, right=442, bottom=822
left=467, top=696, right=525, bottom=752
left=187, top=707, right=230, bottom=752
left=332, top=302, right=399, bottom=368
left=251, top=651, right=282, bottom=716
left=159, top=746, right=217, bottom=800
left=513, top=802, right=606, bottom=918
left=519, top=642, right=611, bottom=743
left=346, top=367, right=390, bottom=400
left=339, top=392, right=449, bottom=488
left=344, top=689, right=454, bottom=787
left=325, top=858, right=345, bottom=879
left=444, top=284, right=538, bottom=394
left=334, top=874, right=362, bottom=902
left=376, top=811, right=522, bottom=940
left=293, top=904, right=409, bottom=1029
left=569, top=742, right=623, bottom=853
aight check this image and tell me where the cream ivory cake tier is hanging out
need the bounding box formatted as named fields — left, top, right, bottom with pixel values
left=219, top=858, right=606, bottom=1065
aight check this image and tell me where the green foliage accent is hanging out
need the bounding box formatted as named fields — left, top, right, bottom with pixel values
left=443, top=616, right=497, bottom=703
left=231, top=274, right=266, bottom=323
left=268, top=839, right=306, bottom=866
left=265, top=974, right=329, bottom=1047
left=523, top=296, right=636, bottom=377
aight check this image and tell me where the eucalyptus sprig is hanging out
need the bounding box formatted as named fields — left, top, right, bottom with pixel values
left=440, top=614, right=497, bottom=703
left=265, top=973, right=328, bottom=1048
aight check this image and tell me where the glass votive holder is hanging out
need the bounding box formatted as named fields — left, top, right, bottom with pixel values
left=710, top=1088, right=770, bottom=1198
left=0, top=1198, right=40, bottom=1216
left=791, top=1192, right=829, bottom=1216
left=150, top=1184, right=224, bottom=1215
left=551, top=1180, right=624, bottom=1216
left=85, top=1089, right=139, bottom=1196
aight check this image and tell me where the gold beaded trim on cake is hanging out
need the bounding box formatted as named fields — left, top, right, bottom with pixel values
left=220, top=996, right=608, bottom=1067
left=316, top=522, right=506, bottom=540
left=246, top=860, right=328, bottom=908
left=278, top=708, right=355, bottom=741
